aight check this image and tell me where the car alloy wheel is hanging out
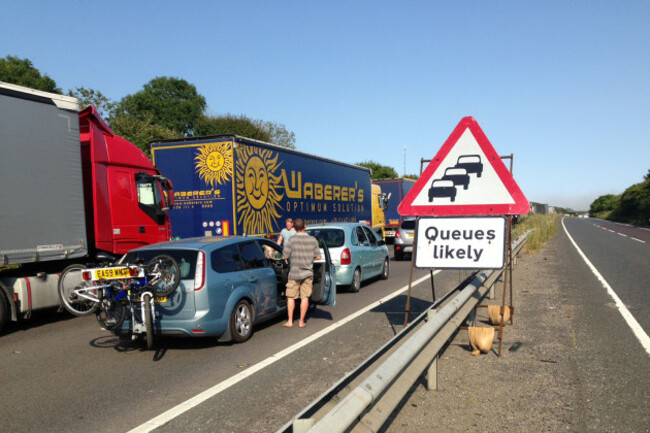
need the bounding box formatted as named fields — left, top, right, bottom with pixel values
left=381, top=259, right=389, bottom=280
left=350, top=268, right=361, bottom=293
left=231, top=300, right=253, bottom=343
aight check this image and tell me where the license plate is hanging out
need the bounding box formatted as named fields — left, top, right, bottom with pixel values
left=93, top=267, right=131, bottom=280
left=407, top=233, right=414, bottom=238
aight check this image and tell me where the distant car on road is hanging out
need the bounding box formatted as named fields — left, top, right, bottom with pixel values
left=393, top=218, right=415, bottom=261
left=455, top=154, right=483, bottom=177
left=306, top=222, right=389, bottom=293
left=428, top=179, right=457, bottom=202
left=442, top=167, right=470, bottom=190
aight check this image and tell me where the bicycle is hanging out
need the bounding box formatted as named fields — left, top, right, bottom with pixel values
left=58, top=255, right=181, bottom=349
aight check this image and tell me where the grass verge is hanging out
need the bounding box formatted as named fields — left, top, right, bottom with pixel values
left=512, top=213, right=559, bottom=253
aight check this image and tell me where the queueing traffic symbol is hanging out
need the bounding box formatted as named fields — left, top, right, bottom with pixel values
left=398, top=116, right=529, bottom=216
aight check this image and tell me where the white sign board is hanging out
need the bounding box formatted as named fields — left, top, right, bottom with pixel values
left=414, top=217, right=506, bottom=269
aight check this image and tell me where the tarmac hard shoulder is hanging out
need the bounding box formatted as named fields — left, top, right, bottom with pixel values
left=385, top=227, right=649, bottom=433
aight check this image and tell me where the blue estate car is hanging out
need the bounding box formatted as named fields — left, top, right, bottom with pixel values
left=306, top=222, right=390, bottom=293
left=116, top=236, right=336, bottom=343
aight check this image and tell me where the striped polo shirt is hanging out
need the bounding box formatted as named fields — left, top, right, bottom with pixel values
left=283, top=232, right=321, bottom=280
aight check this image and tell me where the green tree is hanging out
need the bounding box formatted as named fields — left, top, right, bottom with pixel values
left=67, top=87, right=116, bottom=118
left=112, top=77, right=206, bottom=136
left=356, top=161, right=399, bottom=180
left=0, top=55, right=60, bottom=93
left=253, top=120, right=296, bottom=149
left=404, top=174, right=419, bottom=180
left=110, top=114, right=179, bottom=158
left=610, top=176, right=650, bottom=225
left=194, top=114, right=272, bottom=143
left=589, top=194, right=619, bottom=216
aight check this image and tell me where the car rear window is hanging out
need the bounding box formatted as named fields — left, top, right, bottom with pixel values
left=121, top=249, right=197, bottom=279
left=401, top=220, right=415, bottom=230
left=306, top=228, right=345, bottom=248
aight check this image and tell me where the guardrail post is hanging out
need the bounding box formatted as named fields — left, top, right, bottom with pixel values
left=426, top=309, right=438, bottom=391
left=292, top=418, right=314, bottom=433
left=487, top=280, right=495, bottom=300
left=426, top=355, right=438, bottom=391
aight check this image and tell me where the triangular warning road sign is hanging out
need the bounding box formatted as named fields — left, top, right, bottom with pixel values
left=398, top=117, right=529, bottom=216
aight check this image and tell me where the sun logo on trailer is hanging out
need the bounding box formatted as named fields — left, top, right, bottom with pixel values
left=194, top=141, right=234, bottom=187
left=235, top=144, right=284, bottom=235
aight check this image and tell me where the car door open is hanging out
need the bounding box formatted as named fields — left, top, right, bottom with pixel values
left=310, top=239, right=336, bottom=307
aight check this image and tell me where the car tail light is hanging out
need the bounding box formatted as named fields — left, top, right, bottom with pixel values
left=82, top=271, right=92, bottom=281
left=395, top=230, right=401, bottom=239
left=341, top=248, right=351, bottom=265
left=129, top=267, right=139, bottom=277
left=194, top=251, right=205, bottom=291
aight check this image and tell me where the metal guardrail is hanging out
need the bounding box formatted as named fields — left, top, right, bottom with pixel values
left=277, top=231, right=529, bottom=433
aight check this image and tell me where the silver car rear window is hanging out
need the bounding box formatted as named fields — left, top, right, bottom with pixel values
left=401, top=220, right=415, bottom=230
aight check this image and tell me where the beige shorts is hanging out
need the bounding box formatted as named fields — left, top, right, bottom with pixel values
left=286, top=277, right=313, bottom=300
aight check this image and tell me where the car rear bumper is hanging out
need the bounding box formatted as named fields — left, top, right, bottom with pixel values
left=394, top=244, right=413, bottom=254
left=116, top=312, right=229, bottom=338
left=335, top=265, right=355, bottom=286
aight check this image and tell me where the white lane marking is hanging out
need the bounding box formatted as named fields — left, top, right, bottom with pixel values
left=618, top=233, right=628, bottom=238
left=631, top=237, right=645, bottom=244
left=563, top=219, right=650, bottom=356
left=128, top=272, right=438, bottom=433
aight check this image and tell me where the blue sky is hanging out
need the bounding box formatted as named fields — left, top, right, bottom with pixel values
left=2, top=1, right=649, bottom=210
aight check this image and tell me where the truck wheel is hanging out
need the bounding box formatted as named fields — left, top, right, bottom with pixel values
left=59, top=264, right=99, bottom=316
left=349, top=268, right=361, bottom=293
left=0, top=291, right=8, bottom=333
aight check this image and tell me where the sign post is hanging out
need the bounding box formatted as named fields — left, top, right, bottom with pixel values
left=398, top=117, right=529, bottom=356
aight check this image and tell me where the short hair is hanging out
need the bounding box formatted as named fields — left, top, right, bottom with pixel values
left=286, top=218, right=293, bottom=223
left=293, top=218, right=305, bottom=231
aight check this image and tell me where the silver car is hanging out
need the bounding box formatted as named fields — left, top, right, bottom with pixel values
left=394, top=218, right=415, bottom=260
left=306, top=222, right=390, bottom=292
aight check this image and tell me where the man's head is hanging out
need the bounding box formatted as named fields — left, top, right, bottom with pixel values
left=293, top=218, right=305, bottom=232
left=285, top=218, right=293, bottom=229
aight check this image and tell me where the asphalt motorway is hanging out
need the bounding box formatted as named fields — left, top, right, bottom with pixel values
left=0, top=248, right=476, bottom=433
left=2, top=218, right=648, bottom=433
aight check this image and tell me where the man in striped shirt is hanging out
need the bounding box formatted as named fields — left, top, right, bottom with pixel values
left=282, top=218, right=321, bottom=328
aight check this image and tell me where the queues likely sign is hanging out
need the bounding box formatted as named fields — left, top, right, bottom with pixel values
left=398, top=117, right=529, bottom=216
left=414, top=216, right=506, bottom=269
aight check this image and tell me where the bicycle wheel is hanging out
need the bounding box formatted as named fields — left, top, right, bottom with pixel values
left=58, top=264, right=99, bottom=316
left=146, top=254, right=181, bottom=297
left=95, top=290, right=127, bottom=331
left=143, top=293, right=154, bottom=350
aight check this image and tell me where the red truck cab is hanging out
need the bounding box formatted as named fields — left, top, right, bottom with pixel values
left=79, top=106, right=173, bottom=255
